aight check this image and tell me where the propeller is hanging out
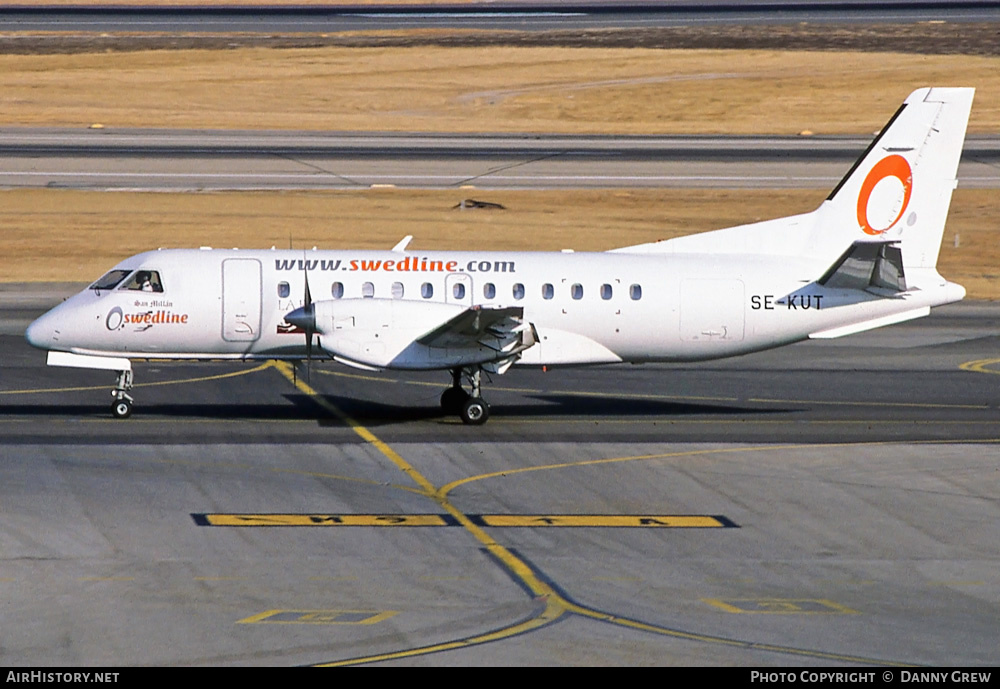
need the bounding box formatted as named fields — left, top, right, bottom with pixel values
left=283, top=254, right=317, bottom=382
left=303, top=259, right=313, bottom=365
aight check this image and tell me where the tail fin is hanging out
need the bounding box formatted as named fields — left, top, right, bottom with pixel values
left=612, top=87, right=974, bottom=271
left=818, top=87, right=974, bottom=270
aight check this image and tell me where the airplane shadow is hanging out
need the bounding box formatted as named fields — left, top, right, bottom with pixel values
left=286, top=392, right=799, bottom=428
left=0, top=395, right=798, bottom=425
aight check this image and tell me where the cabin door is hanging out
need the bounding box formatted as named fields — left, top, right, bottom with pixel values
left=221, top=258, right=262, bottom=342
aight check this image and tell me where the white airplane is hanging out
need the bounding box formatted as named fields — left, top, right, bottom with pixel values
left=26, top=87, right=974, bottom=425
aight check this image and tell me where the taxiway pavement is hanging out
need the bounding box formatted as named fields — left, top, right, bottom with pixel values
left=1, top=289, right=998, bottom=665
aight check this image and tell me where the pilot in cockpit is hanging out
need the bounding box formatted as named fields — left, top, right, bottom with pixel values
left=126, top=270, right=163, bottom=293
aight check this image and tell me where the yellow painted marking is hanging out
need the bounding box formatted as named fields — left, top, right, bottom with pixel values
left=819, top=579, right=877, bottom=586
left=202, top=513, right=450, bottom=527
left=239, top=609, right=397, bottom=625
left=0, top=361, right=272, bottom=396
left=198, top=513, right=728, bottom=527
left=958, top=359, right=1000, bottom=376
left=77, top=577, right=135, bottom=582
left=703, top=598, right=859, bottom=614
left=274, top=361, right=915, bottom=667
left=503, top=418, right=998, bottom=427
left=749, top=397, right=985, bottom=410
left=439, top=444, right=809, bottom=498
left=706, top=577, right=757, bottom=584
left=960, top=358, right=1000, bottom=375
left=315, top=597, right=566, bottom=667
left=481, top=515, right=728, bottom=527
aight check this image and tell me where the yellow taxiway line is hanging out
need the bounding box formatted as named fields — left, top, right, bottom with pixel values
left=271, top=359, right=918, bottom=667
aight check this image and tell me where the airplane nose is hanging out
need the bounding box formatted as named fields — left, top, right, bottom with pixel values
left=284, top=304, right=315, bottom=332
left=25, top=312, right=55, bottom=349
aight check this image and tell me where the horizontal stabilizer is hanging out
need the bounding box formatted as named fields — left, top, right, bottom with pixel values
left=809, top=307, right=930, bottom=339
left=818, top=241, right=906, bottom=292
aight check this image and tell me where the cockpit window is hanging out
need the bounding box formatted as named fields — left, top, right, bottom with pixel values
left=90, top=269, right=132, bottom=291
left=121, top=270, right=164, bottom=293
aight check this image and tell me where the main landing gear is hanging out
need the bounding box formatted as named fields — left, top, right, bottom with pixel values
left=111, top=369, right=134, bottom=419
left=441, top=367, right=490, bottom=425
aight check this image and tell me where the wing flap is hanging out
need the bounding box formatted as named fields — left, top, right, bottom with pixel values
left=417, top=306, right=520, bottom=347
left=417, top=305, right=537, bottom=366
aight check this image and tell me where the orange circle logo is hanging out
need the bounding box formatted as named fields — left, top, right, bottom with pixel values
left=856, top=155, right=912, bottom=235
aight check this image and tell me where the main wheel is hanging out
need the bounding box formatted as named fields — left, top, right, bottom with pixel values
left=460, top=397, right=490, bottom=425
left=440, top=387, right=469, bottom=415
left=111, top=398, right=133, bottom=419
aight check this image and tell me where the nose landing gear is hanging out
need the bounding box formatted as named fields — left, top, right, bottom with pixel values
left=111, top=369, right=134, bottom=419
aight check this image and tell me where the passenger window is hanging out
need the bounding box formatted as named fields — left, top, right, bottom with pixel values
left=571, top=284, right=583, bottom=300
left=122, top=270, right=164, bottom=293
left=601, top=284, right=613, bottom=300
left=513, top=283, right=525, bottom=300
left=453, top=283, right=466, bottom=300
left=630, top=284, right=642, bottom=300
left=362, top=282, right=375, bottom=298
left=483, top=283, right=496, bottom=299
left=542, top=284, right=554, bottom=300
left=331, top=282, right=344, bottom=299
left=421, top=282, right=434, bottom=299
left=277, top=282, right=290, bottom=298
left=391, top=282, right=404, bottom=299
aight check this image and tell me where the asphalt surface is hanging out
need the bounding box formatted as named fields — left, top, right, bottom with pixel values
left=2, top=289, right=999, bottom=665
left=4, top=2, right=1000, bottom=34
left=4, top=3, right=1000, bottom=56
left=2, top=130, right=998, bottom=190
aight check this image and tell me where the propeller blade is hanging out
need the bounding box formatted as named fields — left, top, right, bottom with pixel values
left=303, top=254, right=313, bottom=381
left=303, top=264, right=313, bottom=308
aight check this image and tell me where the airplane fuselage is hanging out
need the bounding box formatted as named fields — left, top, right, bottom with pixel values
left=27, top=247, right=953, bottom=369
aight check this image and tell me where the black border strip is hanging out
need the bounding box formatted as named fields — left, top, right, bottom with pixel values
left=826, top=102, right=908, bottom=201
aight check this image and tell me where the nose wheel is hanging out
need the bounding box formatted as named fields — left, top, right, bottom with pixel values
left=110, top=369, right=134, bottom=419
left=111, top=396, right=133, bottom=419
left=441, top=367, right=490, bottom=425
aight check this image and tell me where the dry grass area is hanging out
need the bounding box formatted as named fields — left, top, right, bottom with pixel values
left=2, top=187, right=996, bottom=298
left=3, top=47, right=1000, bottom=133
left=1, top=45, right=997, bottom=296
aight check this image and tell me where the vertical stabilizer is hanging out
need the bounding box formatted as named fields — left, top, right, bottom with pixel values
left=819, top=87, right=974, bottom=270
